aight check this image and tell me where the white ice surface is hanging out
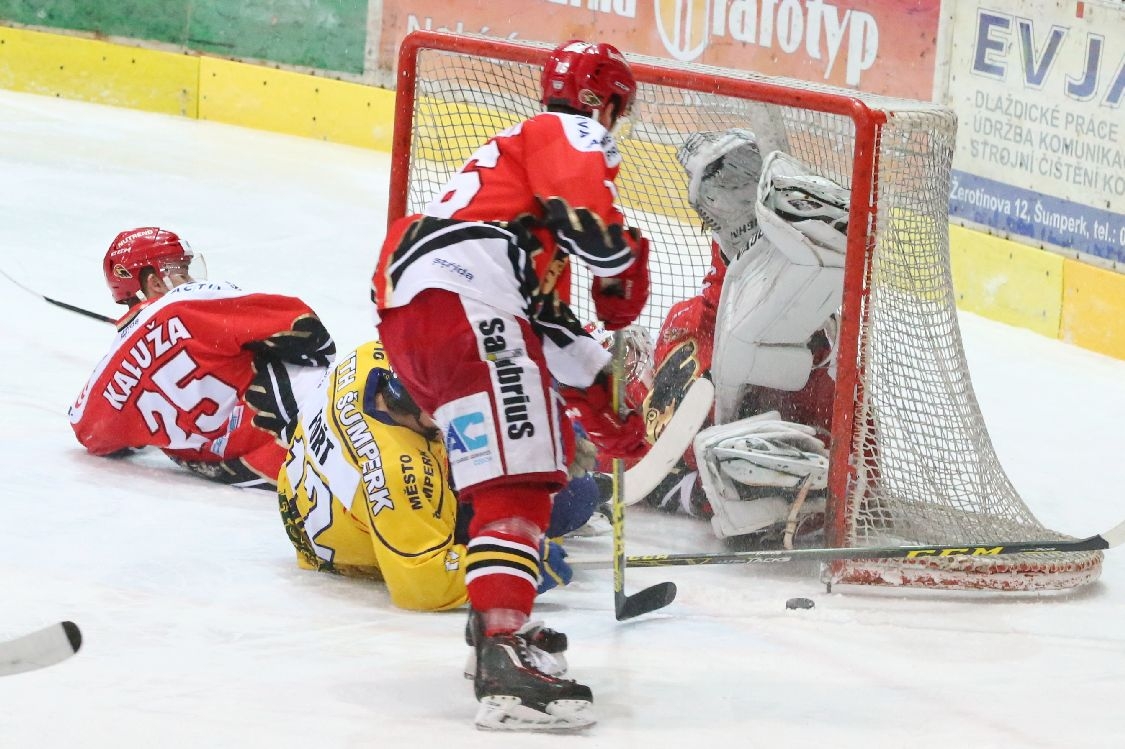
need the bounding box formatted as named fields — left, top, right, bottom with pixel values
left=1, top=89, right=1123, bottom=748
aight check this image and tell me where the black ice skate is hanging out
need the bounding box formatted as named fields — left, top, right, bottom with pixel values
left=463, top=610, right=568, bottom=679
left=471, top=626, right=594, bottom=731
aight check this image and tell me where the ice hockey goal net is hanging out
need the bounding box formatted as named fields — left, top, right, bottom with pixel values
left=387, top=30, right=1102, bottom=592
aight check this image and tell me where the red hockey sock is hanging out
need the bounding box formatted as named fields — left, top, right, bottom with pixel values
left=463, top=484, right=552, bottom=629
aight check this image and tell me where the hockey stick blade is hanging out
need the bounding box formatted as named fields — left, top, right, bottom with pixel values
left=0, top=266, right=115, bottom=324
left=613, top=469, right=678, bottom=620
left=624, top=377, right=714, bottom=506
left=615, top=581, right=678, bottom=621
left=572, top=518, right=1125, bottom=570
left=0, top=621, right=83, bottom=677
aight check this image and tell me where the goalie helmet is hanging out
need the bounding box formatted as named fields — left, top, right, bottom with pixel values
left=583, top=321, right=655, bottom=395
left=541, top=40, right=637, bottom=120
left=676, top=129, right=763, bottom=261
left=102, top=227, right=198, bottom=304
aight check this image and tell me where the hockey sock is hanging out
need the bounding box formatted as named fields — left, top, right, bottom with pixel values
left=466, top=515, right=543, bottom=628
left=464, top=484, right=553, bottom=629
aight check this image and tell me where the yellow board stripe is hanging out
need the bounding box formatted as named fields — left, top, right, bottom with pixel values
left=198, top=57, right=395, bottom=152
left=1061, top=258, right=1125, bottom=360
left=949, top=224, right=1063, bottom=339
left=0, top=26, right=198, bottom=116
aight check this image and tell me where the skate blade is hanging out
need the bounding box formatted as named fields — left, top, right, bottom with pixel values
left=474, top=695, right=595, bottom=731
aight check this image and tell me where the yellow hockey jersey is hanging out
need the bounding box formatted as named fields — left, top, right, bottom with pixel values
left=277, top=341, right=467, bottom=611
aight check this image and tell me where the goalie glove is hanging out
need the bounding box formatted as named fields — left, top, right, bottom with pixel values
left=677, top=128, right=763, bottom=262
left=541, top=197, right=650, bottom=330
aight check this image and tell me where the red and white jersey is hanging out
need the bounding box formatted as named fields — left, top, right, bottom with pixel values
left=69, top=281, right=333, bottom=467
left=373, top=112, right=628, bottom=319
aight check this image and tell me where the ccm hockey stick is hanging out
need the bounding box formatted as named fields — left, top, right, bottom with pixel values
left=0, top=266, right=115, bottom=324
left=572, top=518, right=1125, bottom=569
left=0, top=621, right=83, bottom=677
left=623, top=377, right=714, bottom=506
left=611, top=331, right=677, bottom=620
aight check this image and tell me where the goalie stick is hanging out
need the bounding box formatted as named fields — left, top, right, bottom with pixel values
left=570, top=518, right=1125, bottom=569
left=623, top=377, right=715, bottom=506
left=0, top=621, right=83, bottom=677
left=611, top=330, right=677, bottom=620
left=0, top=266, right=115, bottom=324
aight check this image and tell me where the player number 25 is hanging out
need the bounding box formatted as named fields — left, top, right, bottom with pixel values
left=136, top=349, right=238, bottom=449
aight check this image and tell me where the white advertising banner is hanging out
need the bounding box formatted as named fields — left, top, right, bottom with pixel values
left=946, top=0, right=1124, bottom=263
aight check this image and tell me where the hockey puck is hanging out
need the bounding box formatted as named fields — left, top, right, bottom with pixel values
left=785, top=597, right=815, bottom=610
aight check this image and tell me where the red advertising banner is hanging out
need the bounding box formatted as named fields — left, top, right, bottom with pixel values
left=380, top=0, right=941, bottom=100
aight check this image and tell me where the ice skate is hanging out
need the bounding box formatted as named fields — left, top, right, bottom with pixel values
left=472, top=626, right=594, bottom=731
left=463, top=610, right=568, bottom=679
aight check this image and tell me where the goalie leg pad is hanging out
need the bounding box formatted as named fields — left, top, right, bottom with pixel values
left=710, top=151, right=851, bottom=422
left=694, top=415, right=829, bottom=538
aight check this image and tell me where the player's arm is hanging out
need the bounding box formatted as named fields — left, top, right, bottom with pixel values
left=202, top=293, right=336, bottom=368
left=68, top=357, right=147, bottom=456
left=539, top=198, right=650, bottom=332
left=525, top=117, right=650, bottom=326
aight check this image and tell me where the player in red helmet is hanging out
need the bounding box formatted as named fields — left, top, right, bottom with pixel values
left=372, top=39, right=648, bottom=730
left=71, top=227, right=336, bottom=490
left=101, top=227, right=206, bottom=306
left=540, top=40, right=637, bottom=126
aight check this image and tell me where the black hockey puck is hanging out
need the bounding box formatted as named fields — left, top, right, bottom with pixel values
left=785, top=597, right=815, bottom=610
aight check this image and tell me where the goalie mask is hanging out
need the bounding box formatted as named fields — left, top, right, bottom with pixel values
left=103, top=227, right=206, bottom=305
left=677, top=129, right=763, bottom=261
left=583, top=321, right=655, bottom=397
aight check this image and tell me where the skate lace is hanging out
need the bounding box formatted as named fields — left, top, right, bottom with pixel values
left=514, top=622, right=566, bottom=676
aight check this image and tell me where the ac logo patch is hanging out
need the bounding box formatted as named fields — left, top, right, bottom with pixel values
left=436, top=392, right=501, bottom=489
left=447, top=411, right=488, bottom=452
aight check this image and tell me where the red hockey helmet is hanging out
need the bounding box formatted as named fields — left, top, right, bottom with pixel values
left=102, top=227, right=197, bottom=304
left=540, top=40, right=637, bottom=120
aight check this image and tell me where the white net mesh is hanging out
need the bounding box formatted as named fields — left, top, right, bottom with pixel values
left=393, top=33, right=1101, bottom=591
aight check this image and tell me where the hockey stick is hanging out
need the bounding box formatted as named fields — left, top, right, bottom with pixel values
left=0, top=621, right=83, bottom=677
left=610, top=330, right=677, bottom=620
left=572, top=518, right=1125, bottom=569
left=623, top=377, right=714, bottom=506
left=0, top=266, right=116, bottom=324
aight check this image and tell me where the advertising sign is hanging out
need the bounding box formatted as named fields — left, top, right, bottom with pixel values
left=380, top=0, right=942, bottom=99
left=947, top=1, right=1124, bottom=262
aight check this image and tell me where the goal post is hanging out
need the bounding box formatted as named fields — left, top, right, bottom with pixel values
left=388, top=30, right=1102, bottom=592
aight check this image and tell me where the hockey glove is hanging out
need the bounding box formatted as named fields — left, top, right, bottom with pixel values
left=541, top=197, right=650, bottom=330
left=591, top=228, right=650, bottom=330
left=560, top=372, right=649, bottom=461
left=537, top=538, right=573, bottom=593
left=548, top=473, right=601, bottom=538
